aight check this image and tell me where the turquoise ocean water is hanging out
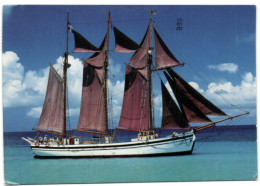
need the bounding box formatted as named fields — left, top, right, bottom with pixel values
left=4, top=125, right=257, bottom=184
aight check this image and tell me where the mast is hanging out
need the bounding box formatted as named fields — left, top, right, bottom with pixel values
left=148, top=9, right=153, bottom=131
left=104, top=10, right=110, bottom=134
left=63, top=10, right=69, bottom=138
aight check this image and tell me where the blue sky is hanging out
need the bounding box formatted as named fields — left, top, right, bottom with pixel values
left=2, top=5, right=256, bottom=132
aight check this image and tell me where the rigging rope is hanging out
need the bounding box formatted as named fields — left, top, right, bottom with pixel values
left=71, top=18, right=149, bottom=25
left=193, top=113, right=249, bottom=151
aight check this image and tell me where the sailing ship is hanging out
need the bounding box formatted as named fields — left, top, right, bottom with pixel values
left=22, top=10, right=248, bottom=158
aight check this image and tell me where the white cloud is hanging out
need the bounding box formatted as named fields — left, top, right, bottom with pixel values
left=3, top=51, right=45, bottom=107
left=208, top=63, right=238, bottom=73
left=55, top=55, right=84, bottom=108
left=109, top=58, right=121, bottom=74
left=24, top=69, right=49, bottom=95
left=108, top=79, right=125, bottom=117
left=68, top=108, right=80, bottom=117
left=189, top=81, right=204, bottom=93
left=2, top=51, right=83, bottom=108
left=205, top=72, right=256, bottom=111
left=164, top=82, right=174, bottom=97
left=27, top=107, right=42, bottom=118
left=3, top=51, right=23, bottom=81
left=235, top=33, right=255, bottom=44
left=153, top=95, right=162, bottom=117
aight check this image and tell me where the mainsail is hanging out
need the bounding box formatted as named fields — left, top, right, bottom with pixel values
left=76, top=30, right=109, bottom=134
left=118, top=64, right=149, bottom=131
left=35, top=65, right=64, bottom=134
left=77, top=64, right=106, bottom=133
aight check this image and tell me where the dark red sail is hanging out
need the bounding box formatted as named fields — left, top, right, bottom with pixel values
left=113, top=26, right=140, bottom=53
left=71, top=29, right=100, bottom=53
left=77, top=63, right=107, bottom=133
left=129, top=23, right=151, bottom=68
left=137, top=65, right=148, bottom=80
left=154, top=28, right=181, bottom=69
left=164, top=71, right=212, bottom=123
left=161, top=81, right=189, bottom=129
left=118, top=64, right=150, bottom=131
left=77, top=31, right=109, bottom=133
left=84, top=32, right=108, bottom=67
left=36, top=65, right=64, bottom=134
left=167, top=68, right=226, bottom=116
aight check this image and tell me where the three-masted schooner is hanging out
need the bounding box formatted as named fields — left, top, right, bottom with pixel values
left=22, top=10, right=248, bottom=158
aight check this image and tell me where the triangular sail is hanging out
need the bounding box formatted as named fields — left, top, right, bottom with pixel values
left=129, top=23, right=151, bottom=68
left=77, top=63, right=107, bottom=133
left=167, top=68, right=226, bottom=116
left=113, top=26, right=140, bottom=53
left=35, top=65, right=64, bottom=134
left=71, top=29, right=100, bottom=53
left=164, top=71, right=211, bottom=123
left=154, top=28, right=181, bottom=69
left=85, top=32, right=109, bottom=67
left=161, top=81, right=189, bottom=129
left=118, top=64, right=149, bottom=131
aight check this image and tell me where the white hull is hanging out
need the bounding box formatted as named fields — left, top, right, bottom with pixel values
left=22, top=131, right=196, bottom=158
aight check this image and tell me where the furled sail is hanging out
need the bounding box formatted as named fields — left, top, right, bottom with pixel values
left=129, top=23, right=151, bottom=68
left=113, top=26, right=140, bottom=53
left=154, top=28, right=181, bottom=69
left=164, top=71, right=211, bottom=123
left=71, top=29, right=100, bottom=53
left=35, top=65, right=64, bottom=134
left=77, top=63, right=107, bottom=133
left=118, top=64, right=150, bottom=131
left=167, top=68, right=226, bottom=116
left=161, top=81, right=189, bottom=129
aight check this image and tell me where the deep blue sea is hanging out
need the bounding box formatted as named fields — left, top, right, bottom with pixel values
left=4, top=125, right=257, bottom=184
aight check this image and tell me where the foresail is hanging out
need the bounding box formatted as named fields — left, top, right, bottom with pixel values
left=167, top=68, right=226, bottom=116
left=154, top=28, right=181, bottom=69
left=113, top=26, right=140, bottom=53
left=36, top=65, right=64, bottom=134
left=77, top=63, right=107, bottom=133
left=161, top=81, right=189, bottom=129
left=129, top=23, right=151, bottom=68
left=118, top=64, right=149, bottom=131
left=71, top=29, right=100, bottom=53
left=164, top=71, right=212, bottom=123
